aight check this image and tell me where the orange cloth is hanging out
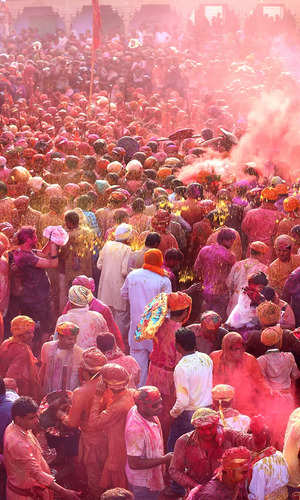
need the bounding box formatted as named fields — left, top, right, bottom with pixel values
left=143, top=249, right=166, bottom=276
left=10, top=315, right=35, bottom=337
left=210, top=349, right=270, bottom=416
left=0, top=338, right=39, bottom=399
left=87, top=387, right=135, bottom=490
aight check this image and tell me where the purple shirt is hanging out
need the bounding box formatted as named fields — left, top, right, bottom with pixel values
left=194, top=243, right=236, bottom=295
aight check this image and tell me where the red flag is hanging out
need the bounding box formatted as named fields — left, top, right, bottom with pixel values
left=92, top=0, right=101, bottom=52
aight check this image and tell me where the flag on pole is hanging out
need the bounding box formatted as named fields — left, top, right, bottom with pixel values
left=92, top=0, right=101, bottom=53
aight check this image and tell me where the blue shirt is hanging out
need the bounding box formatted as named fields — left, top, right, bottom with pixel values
left=0, top=392, right=18, bottom=452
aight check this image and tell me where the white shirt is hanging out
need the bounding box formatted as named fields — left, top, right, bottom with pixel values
left=121, top=268, right=171, bottom=351
left=249, top=451, right=289, bottom=500
left=227, top=292, right=257, bottom=329
left=170, top=351, right=213, bottom=418
left=56, top=306, right=108, bottom=349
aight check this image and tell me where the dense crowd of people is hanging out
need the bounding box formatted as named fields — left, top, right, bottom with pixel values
left=1, top=10, right=300, bottom=500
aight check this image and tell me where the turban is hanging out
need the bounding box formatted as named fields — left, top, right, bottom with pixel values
left=68, top=285, right=93, bottom=307
left=151, top=209, right=171, bottom=232
left=100, top=363, right=129, bottom=390
left=261, top=325, right=283, bottom=346
left=72, top=275, right=95, bottom=293
left=126, top=159, right=143, bottom=174
left=81, top=347, right=107, bottom=373
left=275, top=234, right=294, bottom=249
left=157, top=167, right=172, bottom=179
left=201, top=310, right=222, bottom=330
left=95, top=180, right=109, bottom=194
left=135, top=386, right=161, bottom=404
left=221, top=447, right=251, bottom=471
left=256, top=301, right=280, bottom=327
left=191, top=408, right=219, bottom=427
left=274, top=183, right=288, bottom=196
left=168, top=292, right=192, bottom=318
left=250, top=241, right=269, bottom=255
left=109, top=190, right=128, bottom=204
left=212, top=384, right=235, bottom=401
left=114, top=223, right=133, bottom=242
left=56, top=322, right=79, bottom=337
left=143, top=249, right=166, bottom=276
left=261, top=187, right=278, bottom=202
left=284, top=196, right=300, bottom=213
left=11, top=315, right=35, bottom=337
left=164, top=157, right=181, bottom=167
left=107, top=161, right=123, bottom=174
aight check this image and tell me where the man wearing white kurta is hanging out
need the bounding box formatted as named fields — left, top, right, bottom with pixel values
left=121, top=248, right=171, bottom=386
left=97, top=223, right=133, bottom=341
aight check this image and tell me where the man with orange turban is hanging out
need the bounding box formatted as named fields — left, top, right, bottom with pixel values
left=121, top=248, right=171, bottom=386
left=58, top=346, right=107, bottom=498
left=242, top=187, right=283, bottom=264
left=136, top=291, right=192, bottom=439
left=87, top=363, right=135, bottom=492
left=277, top=196, right=300, bottom=237
left=268, top=234, right=300, bottom=296
left=0, top=315, right=40, bottom=400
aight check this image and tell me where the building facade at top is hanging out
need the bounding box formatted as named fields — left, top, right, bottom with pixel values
left=3, top=0, right=300, bottom=36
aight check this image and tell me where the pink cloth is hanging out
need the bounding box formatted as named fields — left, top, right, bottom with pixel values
left=125, top=406, right=165, bottom=491
left=63, top=297, right=124, bottom=351
left=194, top=243, right=236, bottom=295
left=4, top=423, right=54, bottom=500
left=242, top=207, right=283, bottom=263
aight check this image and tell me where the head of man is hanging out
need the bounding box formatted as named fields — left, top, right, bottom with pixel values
left=79, top=347, right=107, bottom=383
left=175, top=327, right=196, bottom=355
left=65, top=210, right=80, bottom=230
left=16, top=226, right=37, bottom=249
left=72, top=274, right=95, bottom=293
left=14, top=196, right=30, bottom=214
left=10, top=315, right=35, bottom=344
left=247, top=271, right=268, bottom=294
left=164, top=248, right=184, bottom=272
left=114, top=223, right=133, bottom=245
left=222, top=332, right=245, bottom=363
left=12, top=396, right=39, bottom=431
left=68, top=284, right=93, bottom=309
left=249, top=241, right=268, bottom=262
left=135, top=386, right=163, bottom=420
left=212, top=384, right=235, bottom=411
left=100, top=489, right=133, bottom=500
left=56, top=322, right=79, bottom=350
left=275, top=235, right=293, bottom=262
left=97, top=332, right=116, bottom=353
left=191, top=408, right=220, bottom=441
left=145, top=232, right=161, bottom=249
left=100, top=363, right=129, bottom=393
left=168, top=292, right=192, bottom=324
left=200, top=310, right=222, bottom=337
left=217, top=228, right=236, bottom=249
left=221, top=447, right=251, bottom=487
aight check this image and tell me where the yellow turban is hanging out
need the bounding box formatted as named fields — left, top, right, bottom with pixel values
left=212, top=384, right=235, bottom=401
left=10, top=315, right=35, bottom=337
left=256, top=301, right=281, bottom=327
left=261, top=325, right=283, bottom=347
left=68, top=285, right=93, bottom=307
left=191, top=408, right=219, bottom=427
